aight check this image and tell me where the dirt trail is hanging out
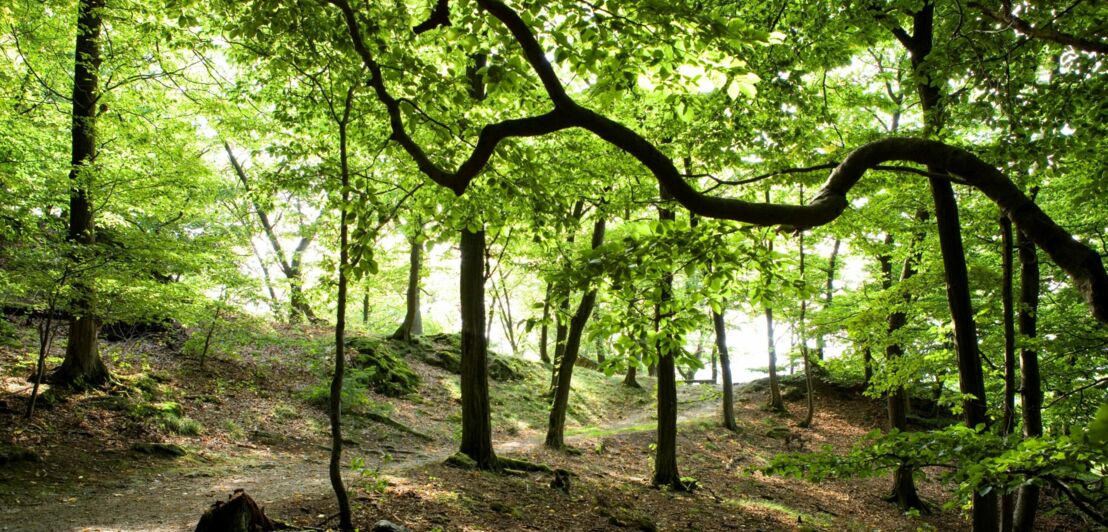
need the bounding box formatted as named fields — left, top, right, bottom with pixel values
left=1, top=385, right=718, bottom=532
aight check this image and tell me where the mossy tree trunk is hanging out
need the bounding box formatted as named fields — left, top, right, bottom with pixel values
left=459, top=227, right=497, bottom=469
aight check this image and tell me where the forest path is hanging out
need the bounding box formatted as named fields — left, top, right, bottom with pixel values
left=1, top=384, right=719, bottom=532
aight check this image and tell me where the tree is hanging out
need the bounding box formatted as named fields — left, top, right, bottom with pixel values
left=545, top=213, right=606, bottom=449
left=50, top=0, right=109, bottom=389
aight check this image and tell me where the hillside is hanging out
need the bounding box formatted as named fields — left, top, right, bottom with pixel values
left=0, top=320, right=1087, bottom=531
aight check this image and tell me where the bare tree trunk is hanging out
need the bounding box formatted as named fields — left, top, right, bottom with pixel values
left=52, top=0, right=108, bottom=390
left=459, top=227, right=497, bottom=469
left=798, top=202, right=815, bottom=428
left=1013, top=220, right=1041, bottom=532
left=999, top=216, right=1017, bottom=532
left=652, top=190, right=683, bottom=490
left=224, top=142, right=319, bottom=324
left=816, top=237, right=840, bottom=361
left=766, top=305, right=784, bottom=411
left=539, top=283, right=552, bottom=364
left=879, top=212, right=927, bottom=511
left=546, top=217, right=606, bottom=449
left=390, top=234, right=423, bottom=341
left=328, top=89, right=355, bottom=532
left=713, top=309, right=737, bottom=431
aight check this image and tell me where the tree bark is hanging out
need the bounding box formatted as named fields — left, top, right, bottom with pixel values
left=713, top=309, right=737, bottom=431
left=459, top=227, right=497, bottom=469
left=538, top=283, right=552, bottom=364
left=1013, top=224, right=1041, bottom=532
left=798, top=215, right=815, bottom=428
left=328, top=89, right=355, bottom=532
left=765, top=304, right=784, bottom=411
left=52, top=0, right=109, bottom=390
left=816, top=237, right=840, bottom=361
left=652, top=191, right=683, bottom=490
left=999, top=216, right=1017, bottom=532
left=884, top=225, right=926, bottom=512
left=390, top=234, right=424, bottom=341
left=546, top=216, right=605, bottom=449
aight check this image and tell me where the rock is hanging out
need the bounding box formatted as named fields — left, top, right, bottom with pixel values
left=487, top=356, right=525, bottom=381
left=130, top=442, right=186, bottom=458
left=372, top=520, right=410, bottom=532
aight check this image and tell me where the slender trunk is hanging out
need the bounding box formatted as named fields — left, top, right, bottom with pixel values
left=816, top=238, right=840, bottom=361
left=550, top=298, right=569, bottom=389
left=329, top=91, right=355, bottom=532
left=999, top=216, right=1017, bottom=532
left=766, top=306, right=784, bottom=411
left=27, top=284, right=62, bottom=418
left=713, top=309, right=737, bottom=431
left=885, top=233, right=925, bottom=511
left=247, top=236, right=280, bottom=319
left=494, top=275, right=518, bottom=354
left=652, top=191, right=683, bottom=490
left=798, top=215, right=815, bottom=428
left=1013, top=223, right=1041, bottom=531
left=391, top=235, right=423, bottom=341
left=224, top=142, right=318, bottom=324
left=546, top=217, right=606, bottom=449
left=539, top=283, right=552, bottom=364
left=459, top=228, right=497, bottom=468
left=362, top=291, right=369, bottom=326
left=710, top=342, right=718, bottom=384
left=52, top=0, right=109, bottom=390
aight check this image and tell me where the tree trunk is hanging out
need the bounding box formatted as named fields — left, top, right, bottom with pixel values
left=930, top=179, right=995, bottom=527
left=798, top=218, right=815, bottom=428
left=546, top=217, right=606, bottom=449
left=459, top=227, right=497, bottom=469
left=816, top=238, right=840, bottom=361
left=1013, top=224, right=1041, bottom=532
left=713, top=309, right=737, bottom=431
left=765, top=305, right=784, bottom=411
left=539, top=283, right=552, bottom=364
left=652, top=192, right=683, bottom=490
left=390, top=234, right=423, bottom=341
left=623, top=359, right=640, bottom=388
left=896, top=3, right=996, bottom=525
left=52, top=0, right=109, bottom=390
left=224, top=142, right=319, bottom=324
left=999, top=216, right=1017, bottom=532
left=328, top=89, right=355, bottom=532
left=883, top=218, right=926, bottom=511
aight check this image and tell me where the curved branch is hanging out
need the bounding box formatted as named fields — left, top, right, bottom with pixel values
left=329, top=0, right=1108, bottom=324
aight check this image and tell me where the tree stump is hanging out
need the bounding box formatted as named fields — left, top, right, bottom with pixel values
left=194, top=489, right=285, bottom=532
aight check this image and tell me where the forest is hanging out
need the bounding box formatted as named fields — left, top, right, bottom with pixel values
left=1, top=0, right=1106, bottom=530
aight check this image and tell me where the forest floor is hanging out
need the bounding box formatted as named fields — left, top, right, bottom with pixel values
left=0, top=318, right=1085, bottom=531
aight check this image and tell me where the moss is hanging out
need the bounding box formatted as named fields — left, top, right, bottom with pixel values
left=346, top=336, right=420, bottom=397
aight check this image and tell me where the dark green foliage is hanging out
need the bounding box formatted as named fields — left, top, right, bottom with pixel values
left=346, top=336, right=420, bottom=397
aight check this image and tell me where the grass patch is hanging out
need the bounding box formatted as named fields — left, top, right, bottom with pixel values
left=724, top=498, right=834, bottom=529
